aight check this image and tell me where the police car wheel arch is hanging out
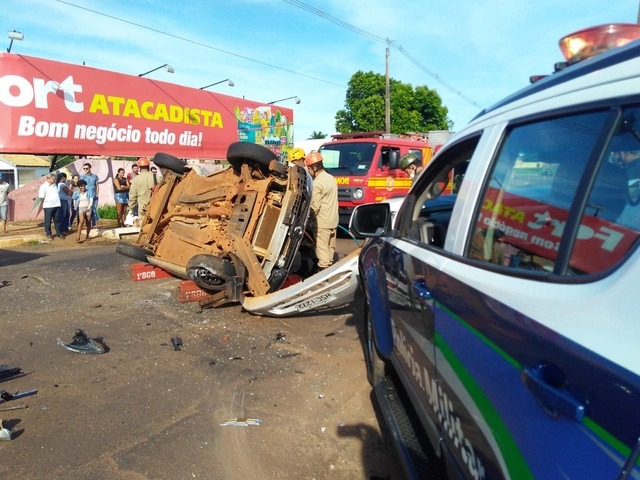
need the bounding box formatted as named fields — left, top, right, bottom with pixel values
left=364, top=300, right=386, bottom=386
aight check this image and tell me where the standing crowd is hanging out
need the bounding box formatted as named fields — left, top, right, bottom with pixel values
left=31, top=157, right=158, bottom=242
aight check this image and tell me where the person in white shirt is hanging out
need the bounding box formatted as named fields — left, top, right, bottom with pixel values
left=0, top=173, right=11, bottom=234
left=38, top=172, right=63, bottom=239
left=73, top=179, right=94, bottom=242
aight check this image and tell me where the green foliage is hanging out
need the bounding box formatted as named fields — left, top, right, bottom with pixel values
left=335, top=71, right=452, bottom=134
left=98, top=204, right=117, bottom=220
left=308, top=131, right=328, bottom=139
left=51, top=155, right=77, bottom=169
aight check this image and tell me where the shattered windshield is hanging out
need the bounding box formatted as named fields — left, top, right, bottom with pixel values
left=320, top=142, right=376, bottom=176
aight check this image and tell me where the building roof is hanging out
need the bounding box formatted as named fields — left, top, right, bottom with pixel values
left=0, top=154, right=51, bottom=167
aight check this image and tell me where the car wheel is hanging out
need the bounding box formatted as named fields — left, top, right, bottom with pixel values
left=364, top=300, right=386, bottom=387
left=152, top=152, right=188, bottom=174
left=186, top=254, right=236, bottom=291
left=115, top=242, right=153, bottom=262
left=227, top=141, right=278, bottom=174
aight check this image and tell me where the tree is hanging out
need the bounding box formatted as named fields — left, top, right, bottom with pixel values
left=335, top=71, right=452, bottom=134
left=308, top=131, right=328, bottom=139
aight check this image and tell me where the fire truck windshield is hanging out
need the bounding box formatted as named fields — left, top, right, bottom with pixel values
left=319, top=142, right=377, bottom=176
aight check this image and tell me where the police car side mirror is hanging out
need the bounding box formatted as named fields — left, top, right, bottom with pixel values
left=350, top=203, right=391, bottom=237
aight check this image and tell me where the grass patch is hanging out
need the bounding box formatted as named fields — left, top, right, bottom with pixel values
left=98, top=204, right=117, bottom=220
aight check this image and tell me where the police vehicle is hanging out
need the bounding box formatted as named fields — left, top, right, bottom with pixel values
left=351, top=24, right=640, bottom=479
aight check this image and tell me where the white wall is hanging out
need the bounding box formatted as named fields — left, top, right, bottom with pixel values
left=294, top=138, right=328, bottom=154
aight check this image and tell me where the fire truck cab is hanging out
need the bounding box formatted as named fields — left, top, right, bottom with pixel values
left=318, top=132, right=433, bottom=225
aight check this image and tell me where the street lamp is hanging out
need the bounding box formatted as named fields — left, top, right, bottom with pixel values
left=138, top=63, right=175, bottom=77
left=200, top=79, right=234, bottom=89
left=267, top=96, right=301, bottom=105
left=7, top=30, right=24, bottom=53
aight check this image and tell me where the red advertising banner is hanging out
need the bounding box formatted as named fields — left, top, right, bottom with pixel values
left=478, top=187, right=638, bottom=274
left=0, top=53, right=294, bottom=159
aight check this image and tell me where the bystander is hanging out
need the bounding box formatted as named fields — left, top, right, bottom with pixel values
left=38, top=173, right=63, bottom=240
left=0, top=173, right=11, bottom=234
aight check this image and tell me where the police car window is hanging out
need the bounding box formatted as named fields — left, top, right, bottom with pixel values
left=569, top=107, right=640, bottom=273
left=467, top=110, right=609, bottom=273
left=402, top=139, right=476, bottom=247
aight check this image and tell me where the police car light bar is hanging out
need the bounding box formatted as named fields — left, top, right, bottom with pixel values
left=559, top=23, right=640, bottom=64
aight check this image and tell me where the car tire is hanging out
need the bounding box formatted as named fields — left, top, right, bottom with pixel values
left=227, top=141, right=278, bottom=174
left=115, top=242, right=153, bottom=262
left=364, top=300, right=386, bottom=387
left=186, top=254, right=236, bottom=291
left=152, top=152, right=188, bottom=174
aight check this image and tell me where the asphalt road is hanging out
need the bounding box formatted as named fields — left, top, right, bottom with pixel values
left=0, top=240, right=402, bottom=479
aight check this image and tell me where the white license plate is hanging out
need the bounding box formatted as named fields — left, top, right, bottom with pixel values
left=295, top=292, right=336, bottom=311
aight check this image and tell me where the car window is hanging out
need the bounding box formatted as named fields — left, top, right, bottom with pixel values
left=467, top=108, right=640, bottom=275
left=569, top=107, right=640, bottom=272
left=397, top=138, right=478, bottom=247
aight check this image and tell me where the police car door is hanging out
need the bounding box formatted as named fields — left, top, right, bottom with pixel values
left=390, top=137, right=479, bottom=462
left=433, top=109, right=640, bottom=479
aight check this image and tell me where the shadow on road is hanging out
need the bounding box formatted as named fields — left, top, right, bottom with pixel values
left=0, top=249, right=48, bottom=267
left=337, top=421, right=401, bottom=480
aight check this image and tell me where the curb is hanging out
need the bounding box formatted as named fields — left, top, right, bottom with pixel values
left=0, top=234, right=45, bottom=248
left=0, top=227, right=140, bottom=248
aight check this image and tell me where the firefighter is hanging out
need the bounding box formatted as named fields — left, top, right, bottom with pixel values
left=128, top=157, right=155, bottom=220
left=305, top=151, right=339, bottom=271
left=399, top=152, right=424, bottom=179
left=288, top=147, right=306, bottom=167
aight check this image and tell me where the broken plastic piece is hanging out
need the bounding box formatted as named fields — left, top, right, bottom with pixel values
left=0, top=365, right=22, bottom=382
left=57, top=329, right=106, bottom=355
left=220, top=417, right=261, bottom=427
left=171, top=337, right=183, bottom=351
left=0, top=420, right=11, bottom=441
left=0, top=389, right=38, bottom=404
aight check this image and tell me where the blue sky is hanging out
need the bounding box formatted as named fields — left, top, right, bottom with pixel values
left=4, top=0, right=639, bottom=141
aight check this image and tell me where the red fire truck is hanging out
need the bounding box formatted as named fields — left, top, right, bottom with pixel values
left=318, top=131, right=433, bottom=225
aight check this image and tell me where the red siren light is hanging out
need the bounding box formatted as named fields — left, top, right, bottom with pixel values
left=559, top=23, right=640, bottom=64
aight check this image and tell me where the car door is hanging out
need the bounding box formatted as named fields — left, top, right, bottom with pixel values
left=385, top=137, right=480, bottom=457
left=432, top=107, right=640, bottom=479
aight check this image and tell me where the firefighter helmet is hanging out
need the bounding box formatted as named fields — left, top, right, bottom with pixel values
left=304, top=151, right=323, bottom=167
left=399, top=152, right=419, bottom=171
left=289, top=148, right=306, bottom=162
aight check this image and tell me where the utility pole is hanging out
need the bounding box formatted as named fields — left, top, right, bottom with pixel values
left=385, top=40, right=391, bottom=134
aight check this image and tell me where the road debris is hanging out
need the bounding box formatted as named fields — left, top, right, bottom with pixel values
left=57, top=329, right=106, bottom=354
left=21, top=274, right=49, bottom=285
left=171, top=337, right=183, bottom=351
left=0, top=365, right=22, bottom=382
left=220, top=417, right=261, bottom=427
left=0, top=388, right=38, bottom=404
left=278, top=352, right=301, bottom=359
left=0, top=420, right=11, bottom=441
left=0, top=404, right=29, bottom=411
left=0, top=280, right=12, bottom=288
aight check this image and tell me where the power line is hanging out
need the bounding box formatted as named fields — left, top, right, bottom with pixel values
left=53, top=0, right=346, bottom=88
left=283, top=0, right=388, bottom=43
left=283, top=0, right=480, bottom=107
left=393, top=45, right=480, bottom=107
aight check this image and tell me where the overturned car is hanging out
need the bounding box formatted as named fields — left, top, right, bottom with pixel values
left=116, top=142, right=312, bottom=303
